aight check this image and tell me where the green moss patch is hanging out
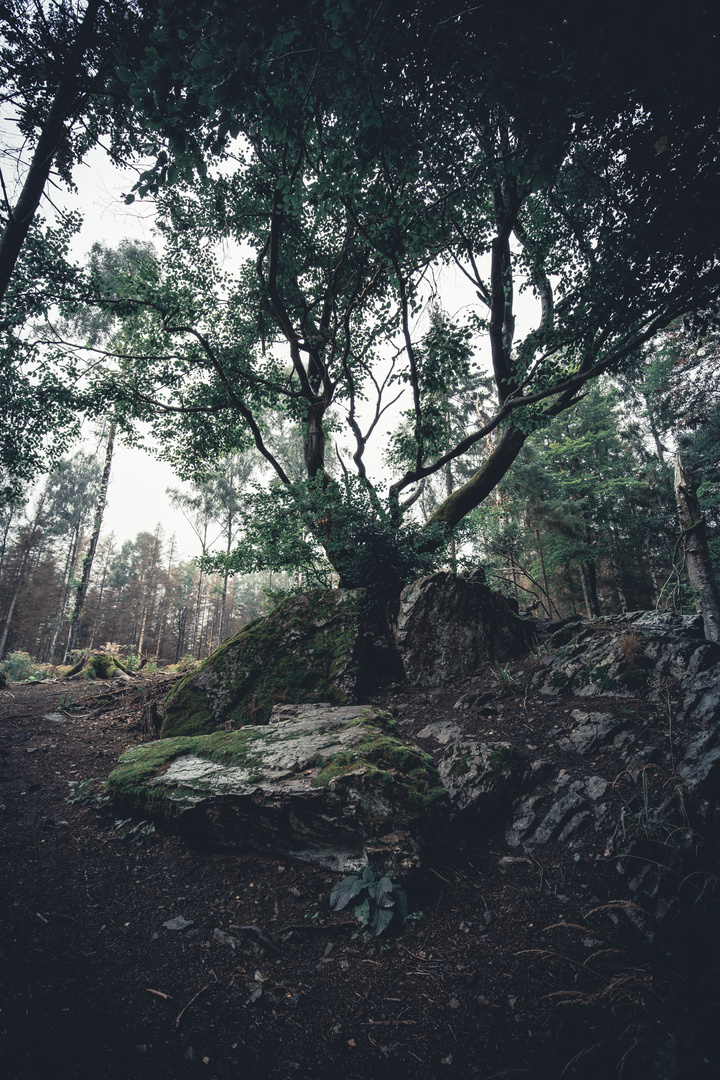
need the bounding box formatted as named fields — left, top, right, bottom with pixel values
left=107, top=726, right=272, bottom=822
left=64, top=652, right=131, bottom=680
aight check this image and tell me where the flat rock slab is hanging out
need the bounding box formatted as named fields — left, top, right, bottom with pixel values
left=108, top=705, right=447, bottom=874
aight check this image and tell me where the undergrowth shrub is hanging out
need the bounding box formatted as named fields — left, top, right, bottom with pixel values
left=0, top=651, right=42, bottom=682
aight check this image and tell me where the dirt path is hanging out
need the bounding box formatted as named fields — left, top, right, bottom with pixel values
left=0, top=677, right=716, bottom=1079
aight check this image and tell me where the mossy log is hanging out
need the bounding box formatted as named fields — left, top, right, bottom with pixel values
left=63, top=652, right=133, bottom=680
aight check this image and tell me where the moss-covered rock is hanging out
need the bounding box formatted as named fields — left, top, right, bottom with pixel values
left=161, top=589, right=371, bottom=737
left=107, top=704, right=449, bottom=874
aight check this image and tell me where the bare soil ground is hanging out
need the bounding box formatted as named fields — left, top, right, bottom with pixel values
left=1, top=660, right=718, bottom=1080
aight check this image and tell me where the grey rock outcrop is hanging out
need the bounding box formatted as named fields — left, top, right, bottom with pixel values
left=108, top=704, right=448, bottom=874
left=395, top=570, right=532, bottom=687
left=437, top=740, right=525, bottom=816
left=533, top=612, right=720, bottom=721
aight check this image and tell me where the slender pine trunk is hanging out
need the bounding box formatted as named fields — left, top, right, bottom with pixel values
left=64, top=424, right=115, bottom=660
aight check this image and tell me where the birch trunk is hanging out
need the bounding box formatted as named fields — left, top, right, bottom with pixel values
left=64, top=424, right=115, bottom=660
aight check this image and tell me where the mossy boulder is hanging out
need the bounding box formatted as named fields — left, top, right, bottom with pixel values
left=107, top=704, right=449, bottom=874
left=161, top=588, right=373, bottom=737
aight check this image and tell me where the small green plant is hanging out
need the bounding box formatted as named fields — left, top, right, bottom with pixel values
left=329, top=866, right=408, bottom=936
left=111, top=817, right=158, bottom=846
left=619, top=767, right=686, bottom=846
left=56, top=691, right=84, bottom=711
left=531, top=642, right=552, bottom=664
left=489, top=660, right=515, bottom=689
left=66, top=778, right=109, bottom=806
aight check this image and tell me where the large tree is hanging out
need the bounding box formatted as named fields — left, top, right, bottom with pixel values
left=0, top=0, right=155, bottom=501
left=66, top=0, right=720, bottom=588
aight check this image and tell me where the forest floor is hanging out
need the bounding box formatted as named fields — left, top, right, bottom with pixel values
left=1, top=656, right=718, bottom=1080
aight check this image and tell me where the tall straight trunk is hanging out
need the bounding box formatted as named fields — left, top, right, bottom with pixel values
left=532, top=509, right=559, bottom=617
left=218, top=530, right=233, bottom=644
left=611, top=554, right=629, bottom=612
left=137, top=604, right=149, bottom=657
left=578, top=562, right=601, bottom=619
left=0, top=502, right=20, bottom=573
left=644, top=537, right=662, bottom=607
left=445, top=463, right=457, bottom=568
left=0, top=493, right=46, bottom=659
left=64, top=424, right=115, bottom=660
left=191, top=570, right=204, bottom=657
left=87, top=564, right=108, bottom=652
left=177, top=606, right=188, bottom=662
left=674, top=454, right=720, bottom=642
left=47, top=523, right=80, bottom=662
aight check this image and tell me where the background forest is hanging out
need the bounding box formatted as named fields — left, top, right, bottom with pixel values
left=1, top=321, right=718, bottom=674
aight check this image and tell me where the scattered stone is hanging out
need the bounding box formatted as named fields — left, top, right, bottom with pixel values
left=584, top=776, right=608, bottom=801
left=212, top=928, right=239, bottom=949
left=557, top=710, right=626, bottom=754
left=163, top=916, right=194, bottom=931
left=416, top=721, right=464, bottom=744
left=453, top=691, right=496, bottom=711
left=497, top=856, right=533, bottom=875
left=531, top=790, right=587, bottom=845
left=506, top=795, right=541, bottom=847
